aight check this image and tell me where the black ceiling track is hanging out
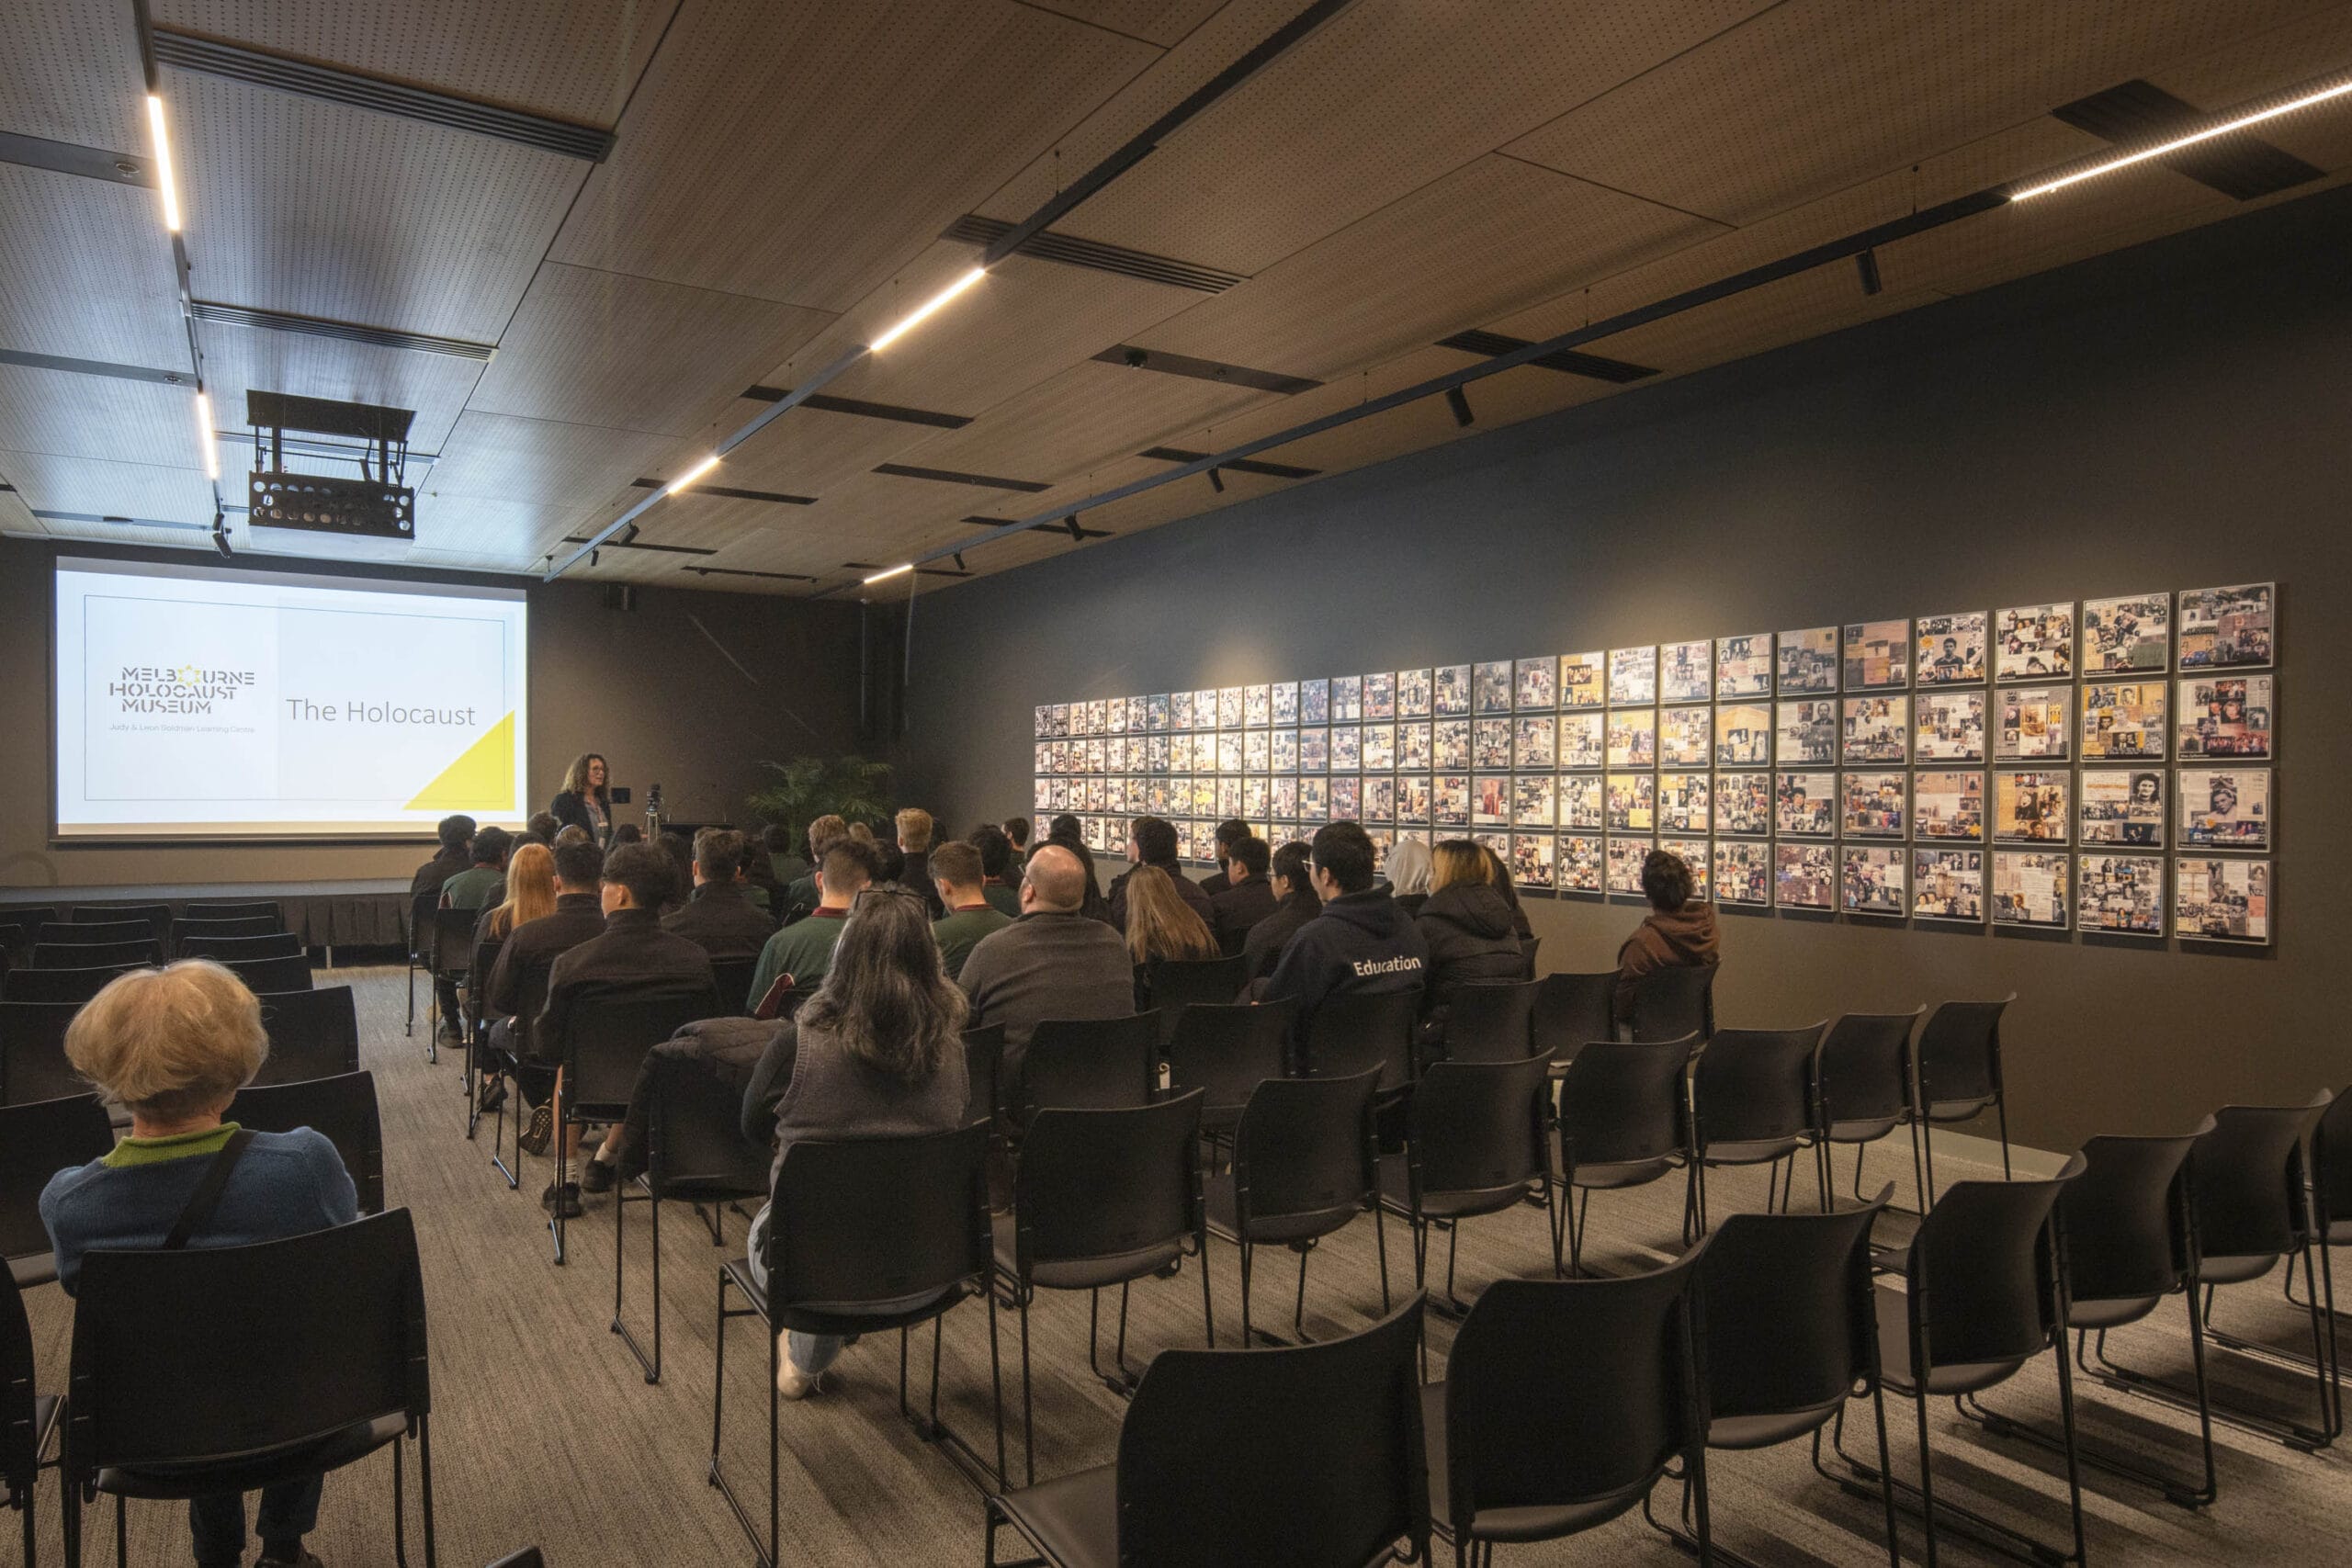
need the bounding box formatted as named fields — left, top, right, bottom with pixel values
left=846, top=560, right=971, bottom=580
left=152, top=29, right=616, bottom=162
left=2053, top=79, right=2324, bottom=201
left=628, top=478, right=815, bottom=505
left=33, top=508, right=207, bottom=532
left=1137, top=446, right=1319, bottom=479
left=1093, top=345, right=1322, bottom=395
left=943, top=214, right=1247, bottom=293
left=560, top=535, right=716, bottom=556
left=1436, top=328, right=1657, bottom=384
left=681, top=565, right=816, bottom=581
left=0, top=347, right=191, bottom=385
left=741, top=386, right=970, bottom=429
left=0, top=129, right=152, bottom=186
left=874, top=463, right=1052, bottom=493
left=191, top=300, right=495, bottom=361
left=959, top=513, right=1112, bottom=539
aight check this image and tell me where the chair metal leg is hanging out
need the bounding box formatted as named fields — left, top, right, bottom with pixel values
left=1019, top=1294, right=1035, bottom=1486
left=1238, top=1235, right=1255, bottom=1347
left=1374, top=1199, right=1392, bottom=1314
left=1909, top=1117, right=1928, bottom=1213
left=1199, top=1231, right=1215, bottom=1349
left=1294, top=1242, right=1311, bottom=1341
left=113, top=1492, right=126, bottom=1568
left=707, top=1265, right=777, bottom=1568
left=2103, top=1254, right=2337, bottom=1451
left=415, top=1415, right=437, bottom=1568
left=1996, top=1097, right=2013, bottom=1180
left=613, top=1179, right=662, bottom=1383
left=392, top=1428, right=406, bottom=1568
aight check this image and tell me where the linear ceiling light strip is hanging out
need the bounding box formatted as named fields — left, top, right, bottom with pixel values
left=2013, top=68, right=2352, bottom=200
left=130, top=0, right=221, bottom=537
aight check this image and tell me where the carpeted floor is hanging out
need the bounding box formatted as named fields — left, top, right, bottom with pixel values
left=18, top=962, right=2347, bottom=1566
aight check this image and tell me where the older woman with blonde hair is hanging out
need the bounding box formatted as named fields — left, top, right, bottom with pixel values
left=40, top=960, right=356, bottom=1568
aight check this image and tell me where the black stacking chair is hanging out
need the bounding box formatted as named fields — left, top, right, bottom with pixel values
left=182, top=899, right=282, bottom=923
left=1436, top=978, right=1541, bottom=1064
left=1381, top=1053, right=1556, bottom=1315
left=547, top=984, right=721, bottom=1264
left=36, top=922, right=146, bottom=949
left=1296, top=988, right=1422, bottom=1097
left=1519, top=932, right=1541, bottom=978
left=481, top=957, right=560, bottom=1192
left=1966, top=1126, right=2217, bottom=1506
left=1910, top=994, right=2016, bottom=1205
left=1813, top=1009, right=1926, bottom=1213
left=63, top=1209, right=435, bottom=1567
left=1628, top=964, right=1714, bottom=1043
left=1647, top=1190, right=1899, bottom=1567
left=1429, top=1254, right=1712, bottom=1565
left=5, top=1260, right=62, bottom=1564
left=708, top=955, right=758, bottom=1016
left=220, top=953, right=314, bottom=995
left=175, top=931, right=302, bottom=963
left=1823, top=1156, right=2089, bottom=1567
left=1009, top=1013, right=1159, bottom=1125
left=1161, top=998, right=1295, bottom=1141
left=985, top=1294, right=1429, bottom=1568
left=1532, top=970, right=1615, bottom=1074
left=0, top=909, right=56, bottom=963
left=1206, top=1067, right=1387, bottom=1348
left=1, top=965, right=141, bottom=1007
left=404, top=891, right=439, bottom=1041
left=962, top=1024, right=1004, bottom=1132
left=69, top=903, right=170, bottom=931
left=252, top=986, right=360, bottom=1087
left=174, top=915, right=282, bottom=943
left=30, top=939, right=157, bottom=970
left=463, top=933, right=505, bottom=1136
left=0, top=1004, right=84, bottom=1108
left=2097, top=1093, right=2338, bottom=1450
left=1555, top=1035, right=1701, bottom=1275
left=3, top=1096, right=112, bottom=1288
left=230, top=1071, right=385, bottom=1215
left=613, top=1051, right=772, bottom=1384
left=997, top=1094, right=1212, bottom=1483
left=1689, top=1023, right=1826, bottom=1230
left=2301, top=1087, right=2350, bottom=1348
left=423, top=907, right=476, bottom=1043
left=713, top=1122, right=1001, bottom=1564
left=1142, top=954, right=1250, bottom=1041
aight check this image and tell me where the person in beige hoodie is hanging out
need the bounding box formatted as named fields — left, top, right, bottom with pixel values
left=1614, top=847, right=1722, bottom=1024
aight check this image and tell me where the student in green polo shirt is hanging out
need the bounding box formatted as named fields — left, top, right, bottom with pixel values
left=744, top=840, right=875, bottom=1010
left=929, top=840, right=1012, bottom=982
left=439, top=825, right=513, bottom=911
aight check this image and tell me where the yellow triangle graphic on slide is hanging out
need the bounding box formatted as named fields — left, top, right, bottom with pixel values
left=404, top=711, right=516, bottom=812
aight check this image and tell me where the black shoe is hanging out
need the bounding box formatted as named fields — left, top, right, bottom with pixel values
left=475, top=1077, right=507, bottom=1115
left=255, top=1550, right=323, bottom=1568
left=580, top=1157, right=616, bottom=1195
left=540, top=1182, right=582, bottom=1220
left=518, top=1103, right=553, bottom=1156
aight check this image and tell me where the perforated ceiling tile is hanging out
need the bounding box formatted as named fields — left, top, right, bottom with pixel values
left=0, top=0, right=150, bottom=151
left=888, top=358, right=1272, bottom=485
left=0, top=363, right=205, bottom=469
left=701, top=403, right=947, bottom=499
left=468, top=263, right=835, bottom=436
left=549, top=0, right=1159, bottom=310
left=0, top=486, right=45, bottom=536
left=1503, top=0, right=2343, bottom=227
left=2142, top=4, right=2352, bottom=169
left=196, top=315, right=486, bottom=453
left=1016, top=0, right=1231, bottom=49
left=422, top=411, right=678, bottom=513
left=169, top=72, right=586, bottom=344
left=153, top=0, right=680, bottom=127
left=410, top=491, right=592, bottom=560
left=0, top=447, right=216, bottom=524
left=0, top=167, right=191, bottom=370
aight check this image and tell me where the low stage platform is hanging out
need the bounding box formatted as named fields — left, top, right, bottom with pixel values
left=0, top=878, right=411, bottom=954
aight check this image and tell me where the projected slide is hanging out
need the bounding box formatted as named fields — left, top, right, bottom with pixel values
left=54, top=558, right=529, bottom=839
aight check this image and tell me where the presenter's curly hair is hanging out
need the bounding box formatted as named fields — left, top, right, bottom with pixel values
left=561, top=752, right=607, bottom=797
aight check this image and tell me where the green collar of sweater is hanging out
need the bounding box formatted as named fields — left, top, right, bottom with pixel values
left=102, top=1121, right=243, bottom=1168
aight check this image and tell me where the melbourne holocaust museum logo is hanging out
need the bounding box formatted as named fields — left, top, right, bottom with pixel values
left=110, top=663, right=257, bottom=715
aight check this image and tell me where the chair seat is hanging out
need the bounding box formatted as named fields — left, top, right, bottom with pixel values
left=992, top=1213, right=1182, bottom=1293
left=992, top=1463, right=1118, bottom=1568
left=720, top=1257, right=965, bottom=1337
left=1422, top=1382, right=1658, bottom=1542
left=1922, top=1096, right=1995, bottom=1124
left=1826, top=1116, right=1901, bottom=1145
left=9, top=1250, right=58, bottom=1290
left=1708, top=1394, right=1849, bottom=1451
left=1872, top=1286, right=2029, bottom=1397
left=1377, top=1156, right=1531, bottom=1222
left=2066, top=1292, right=2165, bottom=1331
left=2326, top=1218, right=2350, bottom=1246
left=1202, top=1173, right=1359, bottom=1248
left=1563, top=1156, right=1678, bottom=1191
left=96, top=1411, right=407, bottom=1500
left=1702, top=1136, right=1804, bottom=1168
left=2199, top=1251, right=2282, bottom=1287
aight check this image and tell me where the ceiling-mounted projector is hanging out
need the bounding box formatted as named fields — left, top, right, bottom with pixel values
left=243, top=390, right=416, bottom=541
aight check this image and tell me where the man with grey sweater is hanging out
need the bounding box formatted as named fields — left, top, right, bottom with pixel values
left=957, top=843, right=1135, bottom=1108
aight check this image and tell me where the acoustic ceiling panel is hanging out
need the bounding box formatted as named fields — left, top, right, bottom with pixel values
left=468, top=262, right=835, bottom=435
left=0, top=361, right=206, bottom=469
left=548, top=0, right=1160, bottom=310
left=0, top=166, right=192, bottom=370
left=2146, top=3, right=2352, bottom=169
left=422, top=410, right=680, bottom=513
left=1016, top=0, right=1233, bottom=50
left=409, top=491, right=590, bottom=560
left=0, top=0, right=149, bottom=151
left=195, top=315, right=486, bottom=454
left=888, top=357, right=1273, bottom=486
left=695, top=400, right=953, bottom=500
left=0, top=486, right=43, bottom=536
left=0, top=447, right=215, bottom=524
left=153, top=0, right=681, bottom=128
left=168, top=71, right=585, bottom=344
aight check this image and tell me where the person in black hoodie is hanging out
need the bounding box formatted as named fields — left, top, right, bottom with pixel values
left=1199, top=818, right=1251, bottom=897
left=1416, top=840, right=1531, bottom=1054
left=1262, top=822, right=1427, bottom=1040
left=1242, top=840, right=1320, bottom=984
left=1208, top=835, right=1278, bottom=952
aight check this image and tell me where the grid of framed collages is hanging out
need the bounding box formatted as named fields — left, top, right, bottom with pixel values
left=1029, top=582, right=2277, bottom=944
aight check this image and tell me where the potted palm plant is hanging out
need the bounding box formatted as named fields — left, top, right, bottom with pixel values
left=745, top=754, right=895, bottom=847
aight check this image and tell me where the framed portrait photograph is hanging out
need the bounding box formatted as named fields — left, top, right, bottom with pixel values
left=1329, top=775, right=1361, bottom=821
left=1272, top=776, right=1299, bottom=818
left=1242, top=777, right=1270, bottom=819
left=2178, top=767, right=2269, bottom=850
left=1609, top=646, right=1657, bottom=706
left=1398, top=720, right=1433, bottom=772
left=1471, top=717, right=1513, bottom=771
left=2177, top=582, right=2274, bottom=670
left=1662, top=839, right=1712, bottom=900
left=1842, top=846, right=1906, bottom=917
left=1993, top=771, right=2071, bottom=843
left=1658, top=773, right=1712, bottom=833
left=1363, top=828, right=1395, bottom=871
left=1330, top=675, right=1362, bottom=724
left=2175, top=856, right=2269, bottom=943
left=1217, top=732, right=1243, bottom=773
left=1217, top=776, right=1244, bottom=818
left=1715, top=704, right=1771, bottom=766
left=1112, top=697, right=1134, bottom=734
left=1560, top=711, right=1605, bottom=769
left=1841, top=694, right=1909, bottom=764
left=1433, top=719, right=1470, bottom=771
left=1145, top=694, right=1170, bottom=732
left=1217, top=686, right=1244, bottom=729
left=1843, top=619, right=1910, bottom=689
left=1475, top=831, right=1511, bottom=868
left=1434, top=774, right=1472, bottom=828
left=1559, top=836, right=1603, bottom=893
left=1776, top=772, right=1837, bottom=838
left=1362, top=722, right=1396, bottom=771
left=1434, top=664, right=1472, bottom=716
left=1363, top=775, right=1396, bottom=822
left=1474, top=660, right=1513, bottom=715
left=1241, top=684, right=1269, bottom=728
left=1299, top=728, right=1329, bottom=773
left=1605, top=773, right=1656, bottom=832
left=1841, top=771, right=1906, bottom=838
left=1244, top=728, right=1272, bottom=772
left=1776, top=699, right=1838, bottom=765
left=1560, top=773, right=1604, bottom=830
left=2176, top=674, right=2272, bottom=759
left=1033, top=778, right=1052, bottom=812
left=1271, top=682, right=1298, bottom=726
left=1995, top=686, right=2072, bottom=761
left=1992, top=851, right=2071, bottom=929
left=1512, top=773, right=1557, bottom=829
left=1606, top=710, right=1657, bottom=769
left=1913, top=849, right=1985, bottom=923
left=1915, top=612, right=1987, bottom=685
left=1299, top=776, right=1329, bottom=821
left=1515, top=658, right=1556, bottom=710
left=2080, top=681, right=2167, bottom=760
left=1778, top=626, right=1838, bottom=694
left=1606, top=837, right=1653, bottom=897
left=1913, top=770, right=1985, bottom=840
left=1330, top=725, right=1362, bottom=771
left=1510, top=832, right=1556, bottom=891
left=1051, top=703, right=1071, bottom=737
left=1914, top=688, right=1986, bottom=762
left=1146, top=734, right=1170, bottom=773
left=1194, top=689, right=1218, bottom=728
left=1714, top=840, right=1772, bottom=906
left=1395, top=668, right=1432, bottom=718
left=1714, top=772, right=1771, bottom=836
left=1513, top=716, right=1556, bottom=770
left=1716, top=633, right=1774, bottom=698
left=1362, top=671, right=1395, bottom=720
left=1995, top=602, right=2075, bottom=682
left=2078, top=853, right=2165, bottom=936
left=1396, top=774, right=1432, bottom=825
left=1034, top=705, right=1053, bottom=739
left=1559, top=652, right=1607, bottom=709
left=1661, top=705, right=1712, bottom=768
left=1271, top=729, right=1299, bottom=772
left=1168, top=692, right=1192, bottom=733
left=1300, top=678, right=1330, bottom=725
left=1776, top=842, right=1837, bottom=908
left=2082, top=593, right=2170, bottom=673
left=1660, top=639, right=1712, bottom=704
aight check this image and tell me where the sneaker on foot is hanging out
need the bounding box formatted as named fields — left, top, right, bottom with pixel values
left=539, top=1181, right=583, bottom=1220
left=255, top=1550, right=323, bottom=1568
left=580, top=1157, right=616, bottom=1195
left=776, top=1357, right=821, bottom=1400
left=517, top=1103, right=553, bottom=1156
left=475, top=1077, right=507, bottom=1115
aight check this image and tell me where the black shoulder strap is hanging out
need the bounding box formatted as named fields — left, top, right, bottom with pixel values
left=163, top=1128, right=257, bottom=1250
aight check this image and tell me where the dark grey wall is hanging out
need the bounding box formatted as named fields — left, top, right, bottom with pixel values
left=900, top=186, right=2352, bottom=1154
left=0, top=536, right=865, bottom=889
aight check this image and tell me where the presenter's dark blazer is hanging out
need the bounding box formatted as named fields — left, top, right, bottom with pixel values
left=549, top=789, right=608, bottom=840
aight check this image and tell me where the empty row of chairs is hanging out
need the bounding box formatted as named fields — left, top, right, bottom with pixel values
left=0, top=986, right=357, bottom=1107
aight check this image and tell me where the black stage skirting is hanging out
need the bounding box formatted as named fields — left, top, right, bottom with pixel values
left=0, top=880, right=411, bottom=948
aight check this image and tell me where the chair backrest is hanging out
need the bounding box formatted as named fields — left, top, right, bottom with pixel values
left=1164, top=998, right=1295, bottom=1122
left=1116, top=1294, right=1430, bottom=1567
left=1815, top=1009, right=1924, bottom=1129
left=764, top=1122, right=990, bottom=1321
left=1439, top=978, right=1543, bottom=1064
left=959, top=1024, right=1004, bottom=1129
left=0, top=1002, right=85, bottom=1106
left=250, top=987, right=362, bottom=1087
left=556, top=984, right=722, bottom=1111
left=1698, top=1190, right=1891, bottom=1422
left=1557, top=1035, right=1697, bottom=1169
left=708, top=955, right=759, bottom=1016
left=1299, top=987, right=1422, bottom=1092
left=1531, top=971, right=1614, bottom=1067
left=406, top=892, right=440, bottom=959
left=229, top=1071, right=385, bottom=1215
left=1, top=964, right=142, bottom=1006
left=430, top=907, right=479, bottom=976
left=1230, top=1067, right=1381, bottom=1230
left=1018, top=1012, right=1159, bottom=1119
left=2192, top=1093, right=2333, bottom=1259
left=1144, top=953, right=1250, bottom=1026
left=221, top=953, right=314, bottom=995
left=32, top=938, right=158, bottom=970
left=40, top=920, right=149, bottom=946
left=1408, top=1053, right=1554, bottom=1201
left=1905, top=1155, right=2085, bottom=1368
left=67, top=1209, right=428, bottom=1475
left=173, top=915, right=283, bottom=942
left=182, top=900, right=282, bottom=923
left=1630, top=964, right=1714, bottom=1043
left=176, top=931, right=303, bottom=963
left=2314, top=1087, right=2352, bottom=1230
left=2060, top=1128, right=2206, bottom=1305
left=644, top=1052, right=773, bottom=1201
left=69, top=905, right=172, bottom=942
left=0, top=908, right=57, bottom=948
left=1010, top=1092, right=1204, bottom=1272
left=1913, top=995, right=2013, bottom=1106
left=1442, top=1251, right=1707, bottom=1534
left=1, top=1094, right=114, bottom=1266
left=1691, top=1024, right=1824, bottom=1151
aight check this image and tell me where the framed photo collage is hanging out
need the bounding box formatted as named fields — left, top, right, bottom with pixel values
left=1030, top=583, right=2277, bottom=944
